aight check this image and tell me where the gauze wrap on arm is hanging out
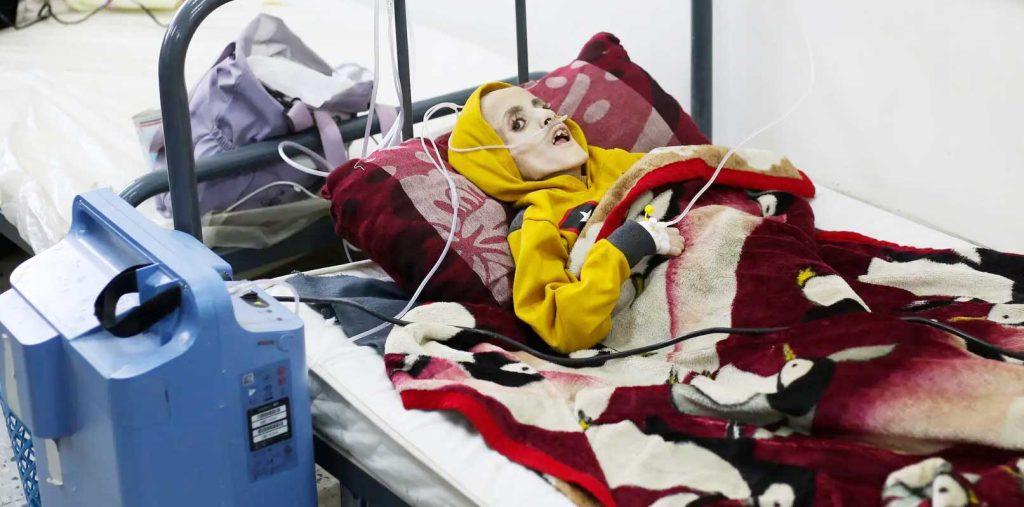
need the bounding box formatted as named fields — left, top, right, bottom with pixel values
left=637, top=220, right=679, bottom=256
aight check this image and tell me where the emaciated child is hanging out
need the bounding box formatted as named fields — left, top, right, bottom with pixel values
left=448, top=82, right=683, bottom=353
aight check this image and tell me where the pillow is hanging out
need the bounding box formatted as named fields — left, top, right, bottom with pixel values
left=528, top=32, right=709, bottom=151
left=324, top=144, right=513, bottom=307
left=323, top=32, right=709, bottom=308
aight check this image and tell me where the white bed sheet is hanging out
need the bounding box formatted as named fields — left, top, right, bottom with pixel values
left=300, top=261, right=572, bottom=507
left=301, top=186, right=975, bottom=506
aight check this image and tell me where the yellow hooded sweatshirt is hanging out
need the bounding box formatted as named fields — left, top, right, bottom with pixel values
left=448, top=82, right=655, bottom=353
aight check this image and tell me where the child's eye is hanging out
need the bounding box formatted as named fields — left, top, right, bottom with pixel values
left=511, top=118, right=526, bottom=131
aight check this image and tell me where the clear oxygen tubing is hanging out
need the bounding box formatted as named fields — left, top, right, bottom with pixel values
left=269, top=105, right=573, bottom=337
left=358, top=0, right=383, bottom=162
left=350, top=0, right=405, bottom=155
left=344, top=104, right=572, bottom=340
left=225, top=0, right=414, bottom=330
left=259, top=105, right=573, bottom=339
left=240, top=3, right=811, bottom=340
left=257, top=102, right=466, bottom=340
left=222, top=181, right=322, bottom=214
left=663, top=4, right=816, bottom=227
left=333, top=102, right=464, bottom=341
left=234, top=9, right=1024, bottom=369
left=382, top=0, right=404, bottom=147
left=372, top=0, right=405, bottom=154
left=218, top=141, right=331, bottom=217
left=355, top=0, right=404, bottom=163
left=237, top=0, right=407, bottom=222
left=276, top=140, right=335, bottom=177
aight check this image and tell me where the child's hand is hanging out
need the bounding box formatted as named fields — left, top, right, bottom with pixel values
left=638, top=220, right=685, bottom=257
left=665, top=228, right=685, bottom=256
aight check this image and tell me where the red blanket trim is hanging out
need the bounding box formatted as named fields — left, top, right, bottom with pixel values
left=815, top=229, right=947, bottom=255
left=400, top=388, right=617, bottom=507
left=597, top=159, right=817, bottom=240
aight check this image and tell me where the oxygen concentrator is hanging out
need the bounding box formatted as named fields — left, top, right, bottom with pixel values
left=0, top=190, right=315, bottom=506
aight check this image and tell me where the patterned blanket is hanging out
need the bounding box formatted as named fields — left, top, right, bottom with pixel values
left=383, top=146, right=1024, bottom=506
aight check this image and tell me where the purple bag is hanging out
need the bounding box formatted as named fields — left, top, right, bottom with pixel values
left=152, top=14, right=390, bottom=216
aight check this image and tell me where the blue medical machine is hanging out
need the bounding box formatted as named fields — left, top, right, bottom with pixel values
left=0, top=190, right=315, bottom=506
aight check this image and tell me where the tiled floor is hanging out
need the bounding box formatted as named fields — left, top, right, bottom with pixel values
left=0, top=431, right=27, bottom=507
left=0, top=239, right=31, bottom=506
left=0, top=426, right=341, bottom=506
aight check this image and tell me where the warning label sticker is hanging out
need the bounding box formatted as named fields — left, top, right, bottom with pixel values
left=247, top=398, right=292, bottom=451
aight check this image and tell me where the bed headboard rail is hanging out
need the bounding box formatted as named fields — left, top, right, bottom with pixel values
left=156, top=0, right=231, bottom=240
left=691, top=0, right=713, bottom=138
left=151, top=0, right=712, bottom=241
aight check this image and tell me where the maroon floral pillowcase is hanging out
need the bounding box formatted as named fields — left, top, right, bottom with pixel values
left=322, top=32, right=709, bottom=308
left=529, top=32, right=708, bottom=152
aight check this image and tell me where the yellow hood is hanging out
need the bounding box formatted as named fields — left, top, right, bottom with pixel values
left=448, top=82, right=595, bottom=209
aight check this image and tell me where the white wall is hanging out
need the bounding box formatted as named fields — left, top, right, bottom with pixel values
left=18, top=0, right=1011, bottom=251
left=714, top=1, right=1023, bottom=252
left=412, top=0, right=1022, bottom=252
left=400, top=0, right=692, bottom=108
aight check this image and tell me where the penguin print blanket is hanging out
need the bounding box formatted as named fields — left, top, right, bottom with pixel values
left=382, top=146, right=1024, bottom=506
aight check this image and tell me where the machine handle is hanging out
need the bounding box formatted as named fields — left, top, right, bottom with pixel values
left=93, top=265, right=183, bottom=338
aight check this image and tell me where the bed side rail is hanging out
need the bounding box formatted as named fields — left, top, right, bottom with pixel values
left=119, top=73, right=544, bottom=209
left=128, top=0, right=545, bottom=242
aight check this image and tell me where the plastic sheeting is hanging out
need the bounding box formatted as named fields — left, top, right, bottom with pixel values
left=193, top=198, right=330, bottom=249
left=0, top=7, right=341, bottom=251
left=0, top=0, right=517, bottom=253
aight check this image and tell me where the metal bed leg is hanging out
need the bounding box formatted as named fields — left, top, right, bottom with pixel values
left=393, top=0, right=414, bottom=141
left=691, top=0, right=713, bottom=139
left=515, top=0, right=529, bottom=84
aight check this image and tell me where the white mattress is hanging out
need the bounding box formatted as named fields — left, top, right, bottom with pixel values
left=300, top=261, right=571, bottom=507
left=300, top=187, right=974, bottom=506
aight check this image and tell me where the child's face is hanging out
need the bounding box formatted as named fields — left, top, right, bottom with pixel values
left=480, top=87, right=588, bottom=181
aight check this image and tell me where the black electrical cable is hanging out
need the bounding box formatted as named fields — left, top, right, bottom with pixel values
left=900, top=316, right=1024, bottom=361
left=0, top=3, right=49, bottom=29
left=273, top=295, right=1024, bottom=366
left=0, top=0, right=166, bottom=31
left=44, top=0, right=111, bottom=25
left=126, top=0, right=168, bottom=28
left=274, top=295, right=786, bottom=367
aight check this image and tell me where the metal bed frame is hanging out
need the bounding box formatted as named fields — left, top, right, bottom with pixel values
left=132, top=0, right=710, bottom=274
left=9, top=0, right=714, bottom=503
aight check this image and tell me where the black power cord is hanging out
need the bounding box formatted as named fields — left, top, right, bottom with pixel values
left=0, top=0, right=167, bottom=31
left=44, top=0, right=111, bottom=25
left=0, top=3, right=48, bottom=28
left=274, top=295, right=1024, bottom=366
left=126, top=0, right=168, bottom=28
left=274, top=295, right=786, bottom=367
left=901, top=316, right=1024, bottom=362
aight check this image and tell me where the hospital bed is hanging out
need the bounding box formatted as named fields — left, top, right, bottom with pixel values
left=145, top=2, right=977, bottom=506
left=1, top=0, right=979, bottom=505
